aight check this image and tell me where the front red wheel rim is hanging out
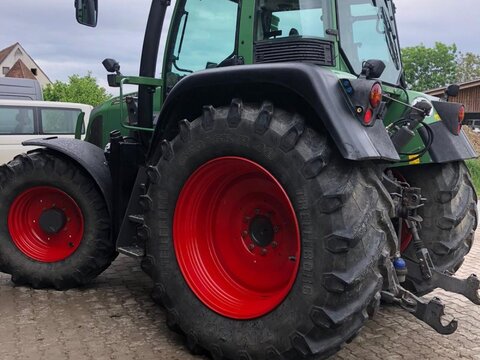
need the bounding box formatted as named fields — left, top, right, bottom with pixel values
left=174, top=157, right=301, bottom=319
left=8, top=186, right=84, bottom=263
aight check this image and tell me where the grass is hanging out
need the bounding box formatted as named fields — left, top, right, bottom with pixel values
left=466, top=159, right=480, bottom=193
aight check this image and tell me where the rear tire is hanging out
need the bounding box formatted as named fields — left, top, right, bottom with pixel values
left=145, top=100, right=396, bottom=359
left=0, top=150, right=116, bottom=289
left=399, top=161, right=477, bottom=294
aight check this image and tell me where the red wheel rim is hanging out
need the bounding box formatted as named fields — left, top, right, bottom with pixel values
left=8, top=186, right=84, bottom=263
left=174, top=157, right=301, bottom=319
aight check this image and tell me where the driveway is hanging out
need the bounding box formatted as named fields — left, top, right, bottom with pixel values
left=1, top=234, right=479, bottom=360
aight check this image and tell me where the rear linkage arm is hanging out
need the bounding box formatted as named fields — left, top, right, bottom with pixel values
left=381, top=173, right=480, bottom=335
left=381, top=258, right=458, bottom=335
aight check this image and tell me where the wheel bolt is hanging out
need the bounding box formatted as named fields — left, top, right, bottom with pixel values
left=271, top=241, right=278, bottom=248
left=242, top=230, right=248, bottom=238
left=244, top=216, right=251, bottom=223
left=248, top=243, right=255, bottom=251
left=261, top=248, right=268, bottom=256
left=274, top=226, right=280, bottom=233
left=289, top=256, right=296, bottom=262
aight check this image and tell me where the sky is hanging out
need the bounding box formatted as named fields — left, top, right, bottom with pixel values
left=1, top=0, right=479, bottom=93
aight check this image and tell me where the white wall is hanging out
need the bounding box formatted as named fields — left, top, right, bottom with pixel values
left=0, top=44, right=51, bottom=88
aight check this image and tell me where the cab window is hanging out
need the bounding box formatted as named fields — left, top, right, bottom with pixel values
left=257, top=0, right=328, bottom=40
left=166, top=0, right=239, bottom=87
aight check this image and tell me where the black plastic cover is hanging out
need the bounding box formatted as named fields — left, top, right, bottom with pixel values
left=22, top=137, right=112, bottom=214
left=432, top=101, right=463, bottom=135
left=418, top=124, right=477, bottom=163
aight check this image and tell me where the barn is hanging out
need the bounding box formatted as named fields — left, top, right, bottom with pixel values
left=426, top=79, right=480, bottom=125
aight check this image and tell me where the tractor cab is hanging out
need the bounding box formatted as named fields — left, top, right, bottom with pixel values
left=163, top=0, right=402, bottom=88
left=254, top=0, right=401, bottom=84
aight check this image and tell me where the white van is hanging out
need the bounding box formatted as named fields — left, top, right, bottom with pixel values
left=0, top=100, right=92, bottom=165
left=0, top=78, right=43, bottom=100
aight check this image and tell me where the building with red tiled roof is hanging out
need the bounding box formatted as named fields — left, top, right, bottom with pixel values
left=0, top=42, right=51, bottom=87
left=5, top=59, right=37, bottom=80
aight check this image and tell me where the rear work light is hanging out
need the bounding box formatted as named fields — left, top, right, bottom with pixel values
left=369, top=83, right=382, bottom=108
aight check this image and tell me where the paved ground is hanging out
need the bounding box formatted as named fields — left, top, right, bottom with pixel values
left=1, top=236, right=479, bottom=360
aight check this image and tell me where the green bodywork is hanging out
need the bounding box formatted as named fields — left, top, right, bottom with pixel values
left=85, top=0, right=472, bottom=165
left=85, top=86, right=163, bottom=148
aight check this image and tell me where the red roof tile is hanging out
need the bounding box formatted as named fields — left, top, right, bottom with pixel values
left=5, top=59, right=37, bottom=80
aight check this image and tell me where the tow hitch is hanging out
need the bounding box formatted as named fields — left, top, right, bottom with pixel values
left=381, top=173, right=480, bottom=334
left=381, top=259, right=458, bottom=334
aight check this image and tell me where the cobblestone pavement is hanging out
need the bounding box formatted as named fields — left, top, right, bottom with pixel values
left=1, top=233, right=479, bottom=360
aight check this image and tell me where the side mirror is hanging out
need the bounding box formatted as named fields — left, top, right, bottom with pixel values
left=75, top=0, right=98, bottom=27
left=445, top=84, right=460, bottom=98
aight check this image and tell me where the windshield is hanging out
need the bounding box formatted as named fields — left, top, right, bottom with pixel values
left=337, top=0, right=402, bottom=84
left=256, top=0, right=332, bottom=40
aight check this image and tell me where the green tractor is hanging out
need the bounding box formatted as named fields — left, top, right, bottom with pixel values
left=1, top=0, right=479, bottom=358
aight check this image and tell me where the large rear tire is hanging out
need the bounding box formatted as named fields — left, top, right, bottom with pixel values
left=399, top=161, right=477, bottom=294
left=145, top=100, right=396, bottom=359
left=0, top=150, right=116, bottom=289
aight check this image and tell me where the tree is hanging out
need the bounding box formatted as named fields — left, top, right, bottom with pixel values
left=44, top=73, right=110, bottom=106
left=401, top=42, right=457, bottom=91
left=456, top=52, right=480, bottom=83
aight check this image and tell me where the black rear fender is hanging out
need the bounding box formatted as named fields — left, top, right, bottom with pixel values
left=149, top=63, right=399, bottom=162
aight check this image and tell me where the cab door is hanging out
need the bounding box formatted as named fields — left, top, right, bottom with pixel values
left=162, top=0, right=241, bottom=94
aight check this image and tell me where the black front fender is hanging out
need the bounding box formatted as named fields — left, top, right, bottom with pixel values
left=151, top=63, right=399, bottom=162
left=22, top=137, right=112, bottom=215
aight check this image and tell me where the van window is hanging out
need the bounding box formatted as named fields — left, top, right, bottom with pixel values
left=40, top=108, right=82, bottom=134
left=0, top=106, right=35, bottom=134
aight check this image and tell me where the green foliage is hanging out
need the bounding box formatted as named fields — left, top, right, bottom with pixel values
left=402, top=42, right=457, bottom=91
left=402, top=43, right=480, bottom=91
left=466, top=159, right=480, bottom=194
left=456, top=52, right=480, bottom=83
left=43, top=73, right=111, bottom=106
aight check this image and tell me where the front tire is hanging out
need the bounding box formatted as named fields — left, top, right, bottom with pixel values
left=0, top=150, right=116, bottom=289
left=145, top=100, right=396, bottom=359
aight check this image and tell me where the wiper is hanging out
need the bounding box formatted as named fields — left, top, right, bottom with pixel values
left=380, top=7, right=400, bottom=70
left=171, top=10, right=193, bottom=74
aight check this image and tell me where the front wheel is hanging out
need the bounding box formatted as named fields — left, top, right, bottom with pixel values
left=0, top=150, right=116, bottom=289
left=145, top=100, right=396, bottom=359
